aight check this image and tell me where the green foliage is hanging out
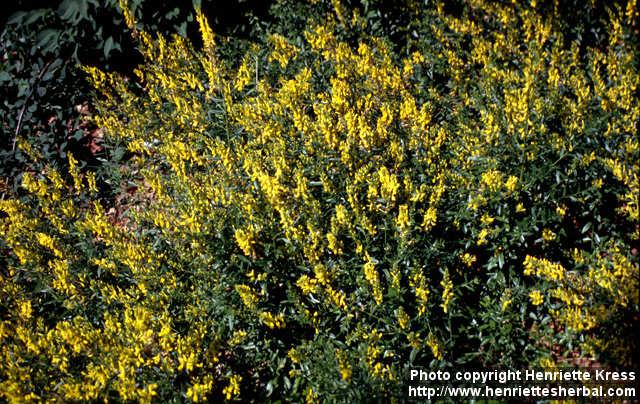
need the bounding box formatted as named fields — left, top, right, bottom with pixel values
left=1, top=0, right=639, bottom=402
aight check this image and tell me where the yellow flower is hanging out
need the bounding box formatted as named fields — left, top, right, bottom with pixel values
left=195, top=7, right=216, bottom=52
left=326, top=286, right=347, bottom=309
left=505, top=175, right=518, bottom=192
left=396, top=307, right=410, bottom=329
left=234, top=57, right=253, bottom=90
left=363, top=257, right=383, bottom=304
left=407, top=331, right=421, bottom=350
left=422, top=206, right=437, bottom=230
left=288, top=348, right=301, bottom=364
left=296, top=275, right=319, bottom=295
left=408, top=269, right=430, bottom=314
left=542, top=228, right=556, bottom=242
left=335, top=349, right=352, bottom=381
left=268, top=34, right=299, bottom=69
left=378, top=166, right=400, bottom=202
left=222, top=375, right=241, bottom=401
left=440, top=269, right=454, bottom=314
left=334, top=204, right=349, bottom=225
left=480, top=213, right=494, bottom=226
left=460, top=253, right=477, bottom=267
left=592, top=178, right=603, bottom=188
left=246, top=269, right=267, bottom=282
left=477, top=228, right=490, bottom=245
left=234, top=227, right=257, bottom=257
left=186, top=377, right=213, bottom=402
left=500, top=289, right=513, bottom=312
left=229, top=330, right=248, bottom=346
left=529, top=290, right=544, bottom=306
left=86, top=172, right=98, bottom=193
left=260, top=311, right=286, bottom=329
left=396, top=204, right=410, bottom=230
left=426, top=332, right=443, bottom=360
left=523, top=256, right=565, bottom=281
left=118, top=0, right=136, bottom=29
left=481, top=169, right=503, bottom=191
left=468, top=195, right=485, bottom=211
left=19, top=300, right=32, bottom=320
left=326, top=232, right=342, bottom=255
left=305, top=387, right=318, bottom=404
left=235, top=284, right=258, bottom=309
left=36, top=232, right=63, bottom=258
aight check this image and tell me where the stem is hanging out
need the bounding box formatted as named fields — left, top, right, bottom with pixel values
left=12, top=59, right=54, bottom=153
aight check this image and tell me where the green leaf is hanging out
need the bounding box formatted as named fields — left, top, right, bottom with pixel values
left=36, top=29, right=60, bottom=50
left=58, top=0, right=89, bottom=24
left=7, top=11, right=27, bottom=25
left=25, top=9, right=50, bottom=25
left=104, top=36, right=114, bottom=59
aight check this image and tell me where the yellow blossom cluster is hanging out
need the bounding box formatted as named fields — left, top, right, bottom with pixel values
left=524, top=242, right=638, bottom=363
left=1, top=0, right=638, bottom=400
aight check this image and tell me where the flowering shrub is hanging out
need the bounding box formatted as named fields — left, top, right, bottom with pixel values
left=1, top=0, right=638, bottom=401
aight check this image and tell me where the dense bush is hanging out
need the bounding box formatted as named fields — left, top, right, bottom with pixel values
left=0, top=0, right=267, bottom=199
left=1, top=0, right=638, bottom=402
